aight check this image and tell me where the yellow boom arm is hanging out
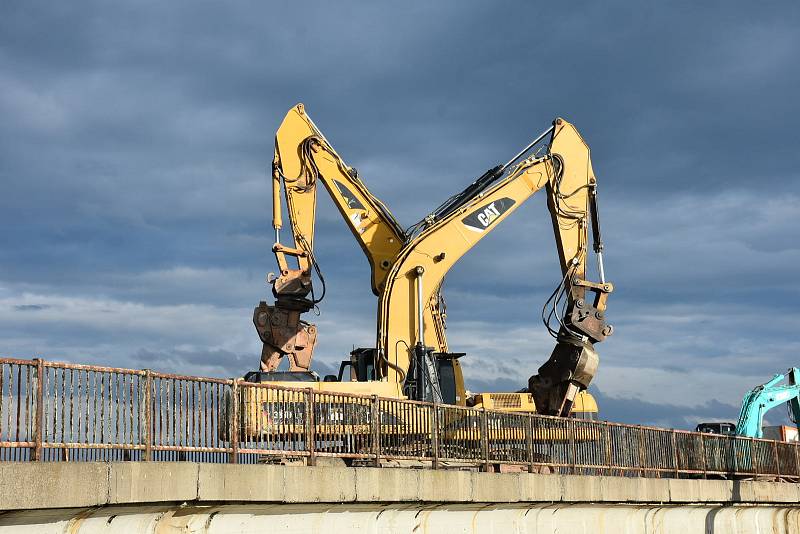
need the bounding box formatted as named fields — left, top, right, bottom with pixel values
left=271, top=104, right=406, bottom=296
left=255, top=104, right=451, bottom=372
left=376, top=118, right=612, bottom=414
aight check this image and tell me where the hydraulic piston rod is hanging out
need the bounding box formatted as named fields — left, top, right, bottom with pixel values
left=415, top=266, right=425, bottom=345
left=500, top=125, right=555, bottom=171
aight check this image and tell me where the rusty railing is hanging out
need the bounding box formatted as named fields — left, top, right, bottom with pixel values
left=0, top=357, right=797, bottom=479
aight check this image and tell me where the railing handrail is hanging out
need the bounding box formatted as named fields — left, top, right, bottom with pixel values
left=0, top=356, right=797, bottom=480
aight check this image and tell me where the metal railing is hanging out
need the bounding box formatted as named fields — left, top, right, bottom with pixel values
left=1, top=357, right=798, bottom=479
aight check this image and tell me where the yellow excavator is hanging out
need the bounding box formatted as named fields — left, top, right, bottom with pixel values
left=251, top=104, right=521, bottom=408
left=246, top=104, right=611, bottom=419
left=376, top=116, right=613, bottom=416
left=251, top=104, right=454, bottom=398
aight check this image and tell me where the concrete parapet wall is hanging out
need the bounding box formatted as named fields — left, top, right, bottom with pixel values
left=1, top=462, right=799, bottom=511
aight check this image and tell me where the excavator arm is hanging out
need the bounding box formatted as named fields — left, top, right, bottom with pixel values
left=376, top=118, right=612, bottom=414
left=271, top=103, right=406, bottom=297
left=736, top=368, right=800, bottom=438
left=255, top=104, right=450, bottom=373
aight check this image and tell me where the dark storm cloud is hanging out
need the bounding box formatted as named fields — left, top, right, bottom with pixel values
left=13, top=304, right=50, bottom=311
left=2, top=1, right=799, bottom=423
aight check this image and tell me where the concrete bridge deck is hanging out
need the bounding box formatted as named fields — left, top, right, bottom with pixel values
left=2, top=462, right=800, bottom=508
left=2, top=463, right=800, bottom=532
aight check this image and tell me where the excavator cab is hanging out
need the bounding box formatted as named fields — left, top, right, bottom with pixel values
left=434, top=353, right=464, bottom=405
left=336, top=348, right=378, bottom=382
left=332, top=348, right=465, bottom=405
left=695, top=422, right=736, bottom=435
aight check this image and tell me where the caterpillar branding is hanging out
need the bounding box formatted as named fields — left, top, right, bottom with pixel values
left=462, top=197, right=515, bottom=233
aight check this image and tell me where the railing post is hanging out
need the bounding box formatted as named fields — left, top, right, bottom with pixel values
left=670, top=429, right=679, bottom=478
left=431, top=401, right=439, bottom=470
left=526, top=414, right=535, bottom=474
left=773, top=439, right=781, bottom=479
left=143, top=370, right=152, bottom=461
left=637, top=426, right=646, bottom=477
left=569, top=419, right=577, bottom=475
left=751, top=436, right=757, bottom=477
left=480, top=408, right=490, bottom=472
left=794, top=442, right=800, bottom=479
left=305, top=388, right=316, bottom=467
left=32, top=358, right=44, bottom=461
left=699, top=434, right=708, bottom=479
left=371, top=394, right=380, bottom=468
left=229, top=379, right=239, bottom=464
left=603, top=424, right=613, bottom=476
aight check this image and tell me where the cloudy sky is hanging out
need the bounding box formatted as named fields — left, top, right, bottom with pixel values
left=2, top=1, right=798, bottom=428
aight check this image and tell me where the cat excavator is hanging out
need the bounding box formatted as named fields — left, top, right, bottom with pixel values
left=248, top=104, right=612, bottom=418
left=251, top=104, right=456, bottom=399
left=252, top=104, right=526, bottom=408
left=375, top=116, right=612, bottom=416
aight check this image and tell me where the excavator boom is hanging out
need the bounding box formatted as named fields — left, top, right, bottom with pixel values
left=256, top=104, right=451, bottom=373
left=376, top=118, right=612, bottom=414
left=736, top=368, right=800, bottom=438
left=272, top=103, right=406, bottom=296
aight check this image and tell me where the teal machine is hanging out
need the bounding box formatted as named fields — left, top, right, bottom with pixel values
left=735, top=367, right=800, bottom=439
